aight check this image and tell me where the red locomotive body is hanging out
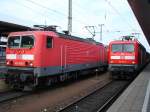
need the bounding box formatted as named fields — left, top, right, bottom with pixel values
left=108, top=39, right=147, bottom=79
left=5, top=31, right=107, bottom=90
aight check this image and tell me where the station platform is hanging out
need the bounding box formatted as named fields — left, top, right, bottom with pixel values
left=107, top=63, right=150, bottom=112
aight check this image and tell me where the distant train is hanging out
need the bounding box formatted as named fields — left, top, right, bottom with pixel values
left=4, top=28, right=108, bottom=90
left=108, top=37, right=150, bottom=79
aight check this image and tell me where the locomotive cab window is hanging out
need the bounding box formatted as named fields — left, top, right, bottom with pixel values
left=8, top=36, right=20, bottom=48
left=112, top=44, right=122, bottom=52
left=46, top=36, right=53, bottom=48
left=124, top=44, right=134, bottom=52
left=21, top=36, right=34, bottom=48
left=8, top=35, right=34, bottom=48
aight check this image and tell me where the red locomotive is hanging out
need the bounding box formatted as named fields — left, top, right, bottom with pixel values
left=108, top=36, right=149, bottom=79
left=5, top=27, right=108, bottom=90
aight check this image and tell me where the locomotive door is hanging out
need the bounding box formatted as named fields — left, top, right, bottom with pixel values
left=60, top=45, right=67, bottom=72
left=100, top=48, right=104, bottom=65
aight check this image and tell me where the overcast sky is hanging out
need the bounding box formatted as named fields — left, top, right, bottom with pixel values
left=0, top=0, right=150, bottom=51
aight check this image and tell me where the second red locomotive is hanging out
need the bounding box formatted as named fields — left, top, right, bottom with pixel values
left=5, top=28, right=108, bottom=90
left=108, top=36, right=149, bottom=79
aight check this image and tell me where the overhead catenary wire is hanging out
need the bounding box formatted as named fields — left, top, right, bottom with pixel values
left=9, top=0, right=90, bottom=32
left=73, top=0, right=138, bottom=38
left=26, top=0, right=67, bottom=17
left=1, top=0, right=141, bottom=42
left=14, top=0, right=65, bottom=23
left=25, top=0, right=89, bottom=26
left=104, top=0, right=136, bottom=32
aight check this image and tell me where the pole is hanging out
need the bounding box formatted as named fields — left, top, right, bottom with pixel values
left=68, top=0, right=72, bottom=35
left=99, top=24, right=104, bottom=42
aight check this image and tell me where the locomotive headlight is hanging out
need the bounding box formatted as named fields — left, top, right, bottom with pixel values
left=29, top=62, right=33, bottom=66
left=6, top=61, right=13, bottom=65
left=6, top=61, right=10, bottom=65
left=132, top=61, right=135, bottom=64
left=110, top=60, right=114, bottom=63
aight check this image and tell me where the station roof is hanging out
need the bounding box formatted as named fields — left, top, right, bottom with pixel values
left=0, top=21, right=30, bottom=36
left=128, top=0, right=150, bottom=45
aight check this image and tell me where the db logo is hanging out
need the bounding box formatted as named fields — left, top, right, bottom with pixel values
left=120, top=56, right=124, bottom=59
left=17, top=55, right=22, bottom=59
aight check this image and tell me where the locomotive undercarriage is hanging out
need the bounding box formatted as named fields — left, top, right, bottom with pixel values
left=4, top=66, right=106, bottom=91
left=110, top=71, right=137, bottom=79
left=5, top=73, right=36, bottom=91
left=109, top=64, right=138, bottom=79
left=5, top=67, right=36, bottom=91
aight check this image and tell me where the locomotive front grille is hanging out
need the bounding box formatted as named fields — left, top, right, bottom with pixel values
left=109, top=64, right=137, bottom=72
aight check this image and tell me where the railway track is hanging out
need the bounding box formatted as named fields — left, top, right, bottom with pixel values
left=0, top=90, right=29, bottom=103
left=0, top=72, right=109, bottom=105
left=57, top=80, right=130, bottom=112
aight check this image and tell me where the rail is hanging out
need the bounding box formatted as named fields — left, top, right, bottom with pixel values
left=57, top=80, right=130, bottom=112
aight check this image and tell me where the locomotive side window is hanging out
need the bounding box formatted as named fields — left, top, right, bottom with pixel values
left=21, top=36, right=34, bottom=48
left=8, top=36, right=20, bottom=48
left=112, top=44, right=122, bottom=52
left=46, top=36, right=52, bottom=48
left=124, top=44, right=134, bottom=52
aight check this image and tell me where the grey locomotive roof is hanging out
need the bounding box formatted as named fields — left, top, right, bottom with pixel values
left=57, top=32, right=102, bottom=45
